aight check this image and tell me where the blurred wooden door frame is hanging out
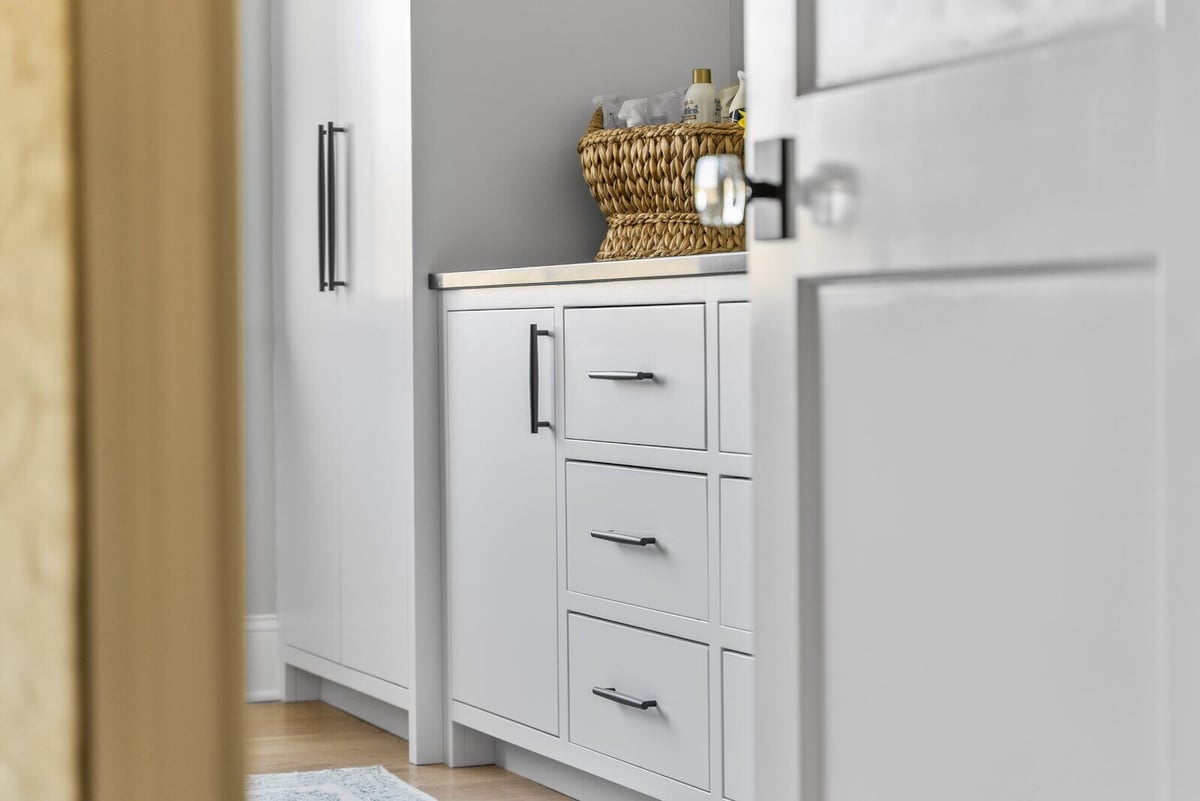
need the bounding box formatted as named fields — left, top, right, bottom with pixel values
left=74, top=0, right=245, bottom=798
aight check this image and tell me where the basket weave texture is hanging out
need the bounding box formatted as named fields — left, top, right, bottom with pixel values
left=578, top=107, right=745, bottom=261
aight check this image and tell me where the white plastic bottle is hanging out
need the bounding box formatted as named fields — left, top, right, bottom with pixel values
left=682, top=68, right=718, bottom=123
left=729, top=70, right=746, bottom=124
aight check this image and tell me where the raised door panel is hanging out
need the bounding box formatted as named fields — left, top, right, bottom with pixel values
left=335, top=0, right=413, bottom=687
left=817, top=0, right=1151, bottom=86
left=817, top=268, right=1159, bottom=801
left=271, top=0, right=342, bottom=662
left=445, top=308, right=558, bottom=735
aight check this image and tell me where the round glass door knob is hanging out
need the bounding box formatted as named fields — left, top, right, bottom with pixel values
left=694, top=155, right=749, bottom=227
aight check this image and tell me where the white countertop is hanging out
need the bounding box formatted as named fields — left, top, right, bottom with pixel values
left=429, top=251, right=747, bottom=290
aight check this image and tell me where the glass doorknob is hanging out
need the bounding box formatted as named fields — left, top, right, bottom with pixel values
left=695, top=139, right=794, bottom=239
left=696, top=145, right=857, bottom=238
left=694, top=155, right=753, bottom=227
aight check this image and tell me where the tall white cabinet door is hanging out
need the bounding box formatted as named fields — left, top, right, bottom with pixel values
left=445, top=308, right=559, bottom=735
left=334, top=0, right=414, bottom=688
left=272, top=0, right=342, bottom=663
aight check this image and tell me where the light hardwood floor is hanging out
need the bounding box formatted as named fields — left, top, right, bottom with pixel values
left=246, top=702, right=569, bottom=800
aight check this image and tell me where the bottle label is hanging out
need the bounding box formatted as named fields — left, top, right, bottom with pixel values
left=683, top=97, right=700, bottom=122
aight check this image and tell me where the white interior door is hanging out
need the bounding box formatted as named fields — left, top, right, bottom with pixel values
left=747, top=3, right=1200, bottom=800
left=272, top=0, right=342, bottom=663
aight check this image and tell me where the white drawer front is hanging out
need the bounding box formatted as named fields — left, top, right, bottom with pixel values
left=567, top=462, right=708, bottom=620
left=722, top=651, right=754, bottom=801
left=718, top=302, right=752, bottom=454
left=720, top=477, right=753, bottom=631
left=568, top=615, right=710, bottom=790
left=564, top=305, right=706, bottom=449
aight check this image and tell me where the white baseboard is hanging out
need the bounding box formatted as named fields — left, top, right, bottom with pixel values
left=246, top=614, right=283, bottom=702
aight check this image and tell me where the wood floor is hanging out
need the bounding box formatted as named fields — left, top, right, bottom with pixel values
left=245, top=702, right=569, bottom=800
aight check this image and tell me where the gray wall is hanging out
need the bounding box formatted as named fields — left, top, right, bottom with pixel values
left=242, top=0, right=276, bottom=617
left=410, top=0, right=742, bottom=276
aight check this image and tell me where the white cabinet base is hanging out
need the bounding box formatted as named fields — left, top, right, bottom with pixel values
left=497, top=742, right=657, bottom=801
left=452, top=703, right=714, bottom=801
left=282, top=659, right=411, bottom=740
left=282, top=646, right=412, bottom=712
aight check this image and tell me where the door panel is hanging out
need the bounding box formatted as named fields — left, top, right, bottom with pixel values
left=817, top=268, right=1159, bottom=801
left=336, top=0, right=414, bottom=687
left=445, top=308, right=559, bottom=735
left=816, top=0, right=1152, bottom=86
left=272, top=0, right=342, bottom=662
left=787, top=28, right=1156, bottom=273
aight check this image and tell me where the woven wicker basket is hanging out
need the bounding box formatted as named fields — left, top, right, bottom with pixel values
left=578, top=107, right=745, bottom=261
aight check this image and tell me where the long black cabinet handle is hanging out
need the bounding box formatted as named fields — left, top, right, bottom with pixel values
left=326, top=122, right=347, bottom=290
left=529, top=324, right=552, bottom=434
left=588, top=371, right=655, bottom=381
left=590, top=530, right=657, bottom=546
left=318, top=125, right=326, bottom=292
left=592, top=687, right=658, bottom=710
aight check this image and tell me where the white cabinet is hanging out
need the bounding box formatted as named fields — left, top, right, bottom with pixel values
left=268, top=0, right=741, bottom=767
left=332, top=0, right=412, bottom=691
left=273, top=0, right=343, bottom=664
left=272, top=0, right=412, bottom=696
left=439, top=264, right=753, bottom=800
left=444, top=308, right=559, bottom=735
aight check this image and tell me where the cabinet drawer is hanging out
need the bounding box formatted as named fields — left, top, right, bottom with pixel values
left=567, top=462, right=708, bottom=620
left=568, top=615, right=710, bottom=790
left=564, top=305, right=706, bottom=449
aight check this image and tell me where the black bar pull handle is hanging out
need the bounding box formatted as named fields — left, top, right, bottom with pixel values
left=529, top=324, right=552, bottom=434
left=326, top=122, right=347, bottom=289
left=588, top=371, right=655, bottom=381
left=592, top=687, right=658, bottom=710
left=318, top=125, right=326, bottom=292
left=590, top=530, right=657, bottom=547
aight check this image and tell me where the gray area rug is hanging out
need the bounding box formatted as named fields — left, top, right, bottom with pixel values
left=248, top=766, right=437, bottom=801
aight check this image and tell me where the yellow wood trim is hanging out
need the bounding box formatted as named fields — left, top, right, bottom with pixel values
left=74, top=0, right=245, bottom=798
